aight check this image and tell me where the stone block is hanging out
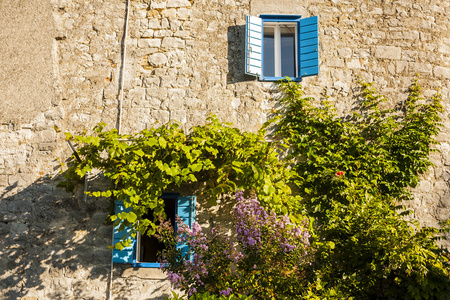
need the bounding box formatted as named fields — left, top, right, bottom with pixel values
left=170, top=110, right=187, bottom=124
left=408, top=62, right=432, bottom=75
left=434, top=182, right=448, bottom=191
left=97, top=226, right=112, bottom=239
left=92, top=212, right=109, bottom=224
left=167, top=0, right=191, bottom=8
left=371, top=30, right=385, bottom=39
left=369, top=7, right=383, bottom=14
left=154, top=30, right=174, bottom=38
left=160, top=76, right=175, bottom=87
left=93, top=248, right=112, bottom=265
left=396, top=60, right=408, bottom=73
left=10, top=223, right=28, bottom=234
left=146, top=88, right=168, bottom=100
left=152, top=110, right=170, bottom=124
left=148, top=53, right=168, bottom=67
left=374, top=46, right=401, bottom=59
left=161, top=37, right=185, bottom=48
left=141, top=29, right=154, bottom=39
left=401, top=50, right=417, bottom=61
left=433, top=66, right=450, bottom=79
left=0, top=223, right=9, bottom=235
left=0, top=175, right=7, bottom=186
left=150, top=1, right=166, bottom=9
left=167, top=88, right=186, bottom=99
left=39, top=142, right=57, bottom=151
left=0, top=212, right=17, bottom=222
left=170, top=19, right=182, bottom=31
left=347, top=59, right=362, bottom=69
left=8, top=199, right=33, bottom=213
left=174, top=77, right=190, bottom=87
left=128, top=87, right=146, bottom=104
left=353, top=48, right=371, bottom=58
left=143, top=77, right=160, bottom=88
left=438, top=44, right=450, bottom=55
left=177, top=8, right=191, bottom=20
left=147, top=18, right=161, bottom=29
left=327, top=58, right=345, bottom=68
left=388, top=30, right=419, bottom=40
left=161, top=18, right=170, bottom=29
left=439, top=194, right=449, bottom=207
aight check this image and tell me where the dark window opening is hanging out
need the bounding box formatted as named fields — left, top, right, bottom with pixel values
left=138, top=196, right=177, bottom=263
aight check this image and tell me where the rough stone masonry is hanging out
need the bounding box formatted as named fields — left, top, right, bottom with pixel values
left=0, top=0, right=449, bottom=299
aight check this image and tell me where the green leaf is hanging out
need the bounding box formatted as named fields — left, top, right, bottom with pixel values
left=190, top=163, right=202, bottom=172
left=134, top=149, right=145, bottom=157
left=159, top=137, right=167, bottom=148
left=125, top=212, right=137, bottom=223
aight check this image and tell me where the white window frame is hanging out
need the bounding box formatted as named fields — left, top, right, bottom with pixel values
left=263, top=22, right=298, bottom=78
left=245, top=14, right=319, bottom=82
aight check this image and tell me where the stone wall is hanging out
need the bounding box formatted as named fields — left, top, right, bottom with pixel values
left=0, top=0, right=449, bottom=299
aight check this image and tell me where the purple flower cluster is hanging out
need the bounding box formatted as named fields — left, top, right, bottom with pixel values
left=234, top=191, right=268, bottom=249
left=234, top=190, right=310, bottom=254
left=167, top=271, right=184, bottom=288
left=220, top=287, right=233, bottom=296
left=157, top=190, right=311, bottom=297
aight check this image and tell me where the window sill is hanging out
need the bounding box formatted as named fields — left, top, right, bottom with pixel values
left=132, top=262, right=161, bottom=268
left=259, top=76, right=302, bottom=82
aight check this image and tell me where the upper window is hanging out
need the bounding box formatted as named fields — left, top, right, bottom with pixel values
left=245, top=15, right=319, bottom=81
left=112, top=194, right=196, bottom=268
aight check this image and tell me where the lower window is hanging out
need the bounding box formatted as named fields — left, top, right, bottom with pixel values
left=112, top=193, right=196, bottom=268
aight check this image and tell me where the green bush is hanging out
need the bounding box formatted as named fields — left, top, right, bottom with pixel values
left=274, top=79, right=450, bottom=299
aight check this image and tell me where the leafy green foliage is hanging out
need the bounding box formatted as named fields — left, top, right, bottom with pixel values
left=273, top=79, right=450, bottom=299
left=63, top=116, right=296, bottom=248
left=63, top=78, right=450, bottom=299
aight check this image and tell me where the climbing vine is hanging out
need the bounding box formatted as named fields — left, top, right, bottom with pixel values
left=63, top=117, right=298, bottom=249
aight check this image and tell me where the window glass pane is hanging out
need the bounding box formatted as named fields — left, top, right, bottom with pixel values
left=280, top=26, right=295, bottom=78
left=263, top=26, right=275, bottom=77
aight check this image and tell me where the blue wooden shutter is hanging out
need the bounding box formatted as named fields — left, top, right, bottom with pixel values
left=112, top=200, right=136, bottom=264
left=176, top=196, right=196, bottom=256
left=298, top=16, right=319, bottom=77
left=245, top=15, right=263, bottom=77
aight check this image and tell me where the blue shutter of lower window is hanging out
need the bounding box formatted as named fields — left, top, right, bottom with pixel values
left=176, top=196, right=196, bottom=256
left=245, top=15, right=263, bottom=77
left=298, top=16, right=319, bottom=77
left=112, top=200, right=136, bottom=264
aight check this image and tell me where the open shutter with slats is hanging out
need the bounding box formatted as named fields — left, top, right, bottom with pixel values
left=112, top=200, right=136, bottom=264
left=298, top=16, right=319, bottom=77
left=176, top=196, right=196, bottom=257
left=245, top=15, right=263, bottom=77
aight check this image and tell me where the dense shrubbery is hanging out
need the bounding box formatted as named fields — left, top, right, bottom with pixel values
left=274, top=79, right=450, bottom=299
left=64, top=79, right=450, bottom=299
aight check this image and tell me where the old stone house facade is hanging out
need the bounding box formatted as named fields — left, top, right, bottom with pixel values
left=0, top=0, right=449, bottom=299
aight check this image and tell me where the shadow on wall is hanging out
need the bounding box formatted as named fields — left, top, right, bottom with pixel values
left=227, top=25, right=259, bottom=84
left=0, top=168, right=238, bottom=299
left=0, top=176, right=114, bottom=300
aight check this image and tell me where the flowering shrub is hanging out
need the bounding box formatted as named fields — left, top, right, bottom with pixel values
left=275, top=79, right=450, bottom=299
left=157, top=191, right=311, bottom=299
